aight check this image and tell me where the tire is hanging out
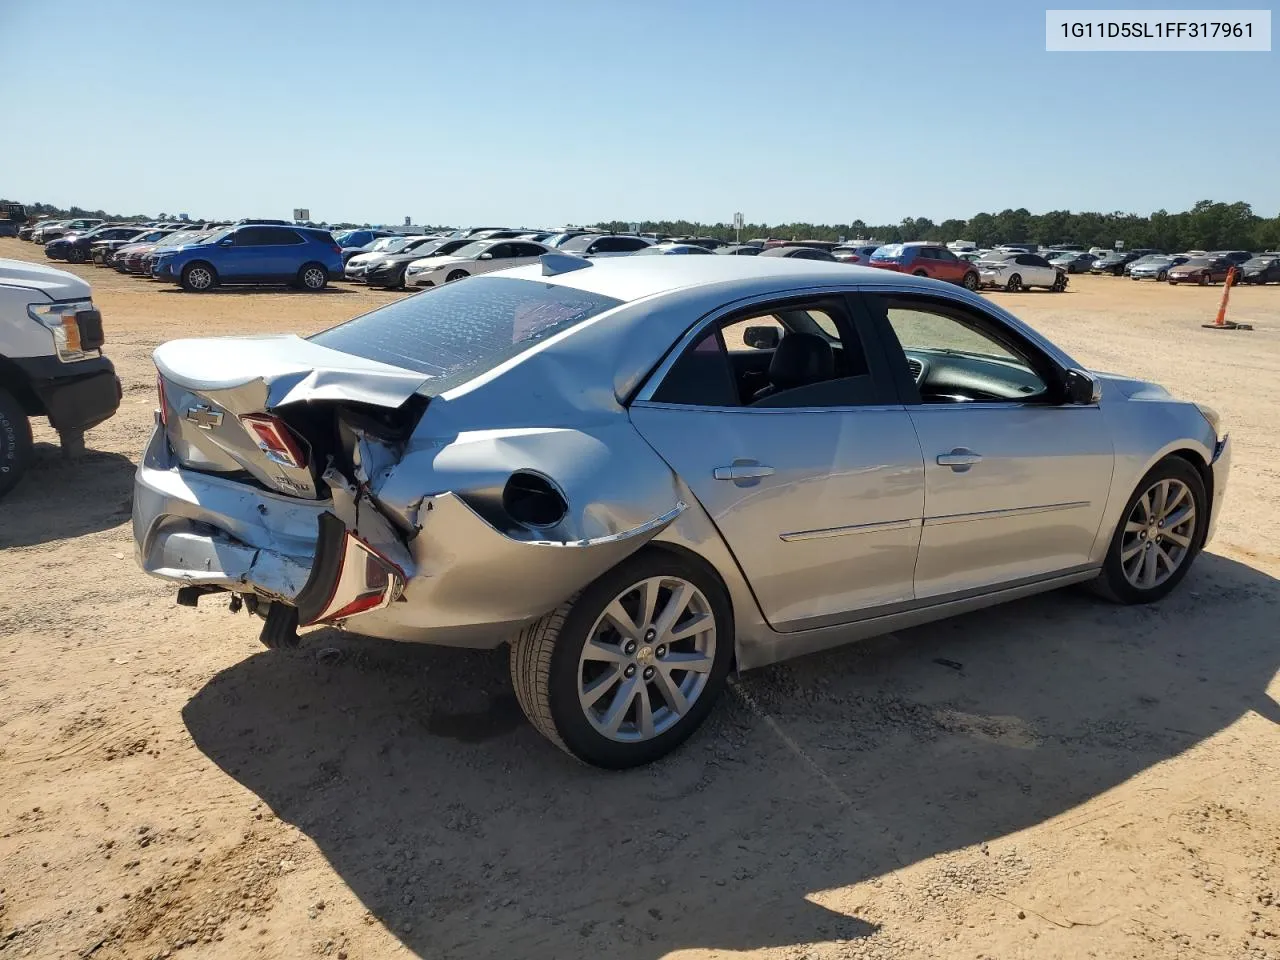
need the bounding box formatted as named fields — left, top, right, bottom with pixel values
left=1198, top=273, right=1209, bottom=286
left=297, top=263, right=328, bottom=291
left=445, top=269, right=470, bottom=283
left=912, top=269, right=928, bottom=278
left=1094, top=456, right=1207, bottom=605
left=1157, top=271, right=1167, bottom=282
left=1006, top=273, right=1022, bottom=292
left=180, top=261, right=217, bottom=292
left=66, top=247, right=87, bottom=264
left=1052, top=272, right=1067, bottom=292
left=1168, top=279, right=1178, bottom=285
left=509, top=548, right=734, bottom=768
left=961, top=272, right=979, bottom=291
left=0, top=387, right=34, bottom=500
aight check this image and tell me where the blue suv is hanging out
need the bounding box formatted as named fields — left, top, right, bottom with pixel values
left=152, top=224, right=344, bottom=292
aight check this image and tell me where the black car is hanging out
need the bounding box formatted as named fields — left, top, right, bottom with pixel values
left=715, top=244, right=764, bottom=256
left=1090, top=250, right=1142, bottom=275
left=363, top=237, right=476, bottom=289
left=1207, top=250, right=1254, bottom=267
left=1240, top=255, right=1280, bottom=285
left=758, top=245, right=838, bottom=261
left=44, top=225, right=149, bottom=263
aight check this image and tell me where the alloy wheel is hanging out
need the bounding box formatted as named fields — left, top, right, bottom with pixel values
left=188, top=267, right=213, bottom=290
left=577, top=576, right=716, bottom=743
left=1006, top=274, right=1022, bottom=292
left=303, top=267, right=326, bottom=289
left=1120, top=478, right=1196, bottom=590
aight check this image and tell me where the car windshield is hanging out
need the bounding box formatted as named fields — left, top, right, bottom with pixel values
left=871, top=244, right=903, bottom=258
left=310, top=276, right=624, bottom=392
left=557, top=235, right=602, bottom=253
left=448, top=240, right=494, bottom=259
left=1245, top=256, right=1276, bottom=267
left=1180, top=258, right=1210, bottom=267
left=196, top=229, right=231, bottom=245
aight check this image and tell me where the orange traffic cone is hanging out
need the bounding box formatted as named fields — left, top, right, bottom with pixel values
left=1202, top=267, right=1252, bottom=330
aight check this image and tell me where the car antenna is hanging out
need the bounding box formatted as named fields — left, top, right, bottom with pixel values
left=541, top=252, right=593, bottom=276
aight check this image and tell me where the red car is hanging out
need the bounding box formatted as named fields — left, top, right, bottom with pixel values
left=1166, top=256, right=1236, bottom=286
left=867, top=242, right=980, bottom=289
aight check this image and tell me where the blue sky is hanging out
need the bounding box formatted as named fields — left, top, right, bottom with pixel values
left=2, top=0, right=1275, bottom=226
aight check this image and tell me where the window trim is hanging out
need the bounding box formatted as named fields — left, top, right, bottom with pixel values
left=630, top=288, right=902, bottom=411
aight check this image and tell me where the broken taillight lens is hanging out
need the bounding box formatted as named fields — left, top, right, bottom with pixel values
left=241, top=414, right=308, bottom=468
left=156, top=373, right=168, bottom=428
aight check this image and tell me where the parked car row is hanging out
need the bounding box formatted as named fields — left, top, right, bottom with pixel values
left=14, top=215, right=1280, bottom=294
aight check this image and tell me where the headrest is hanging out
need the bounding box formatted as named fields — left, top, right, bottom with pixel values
left=768, top=333, right=834, bottom=390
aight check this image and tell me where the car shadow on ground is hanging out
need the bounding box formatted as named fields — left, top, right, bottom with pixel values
left=0, top=443, right=135, bottom=548
left=184, top=553, right=1280, bottom=960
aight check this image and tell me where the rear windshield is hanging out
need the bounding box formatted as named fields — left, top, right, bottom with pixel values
left=309, top=276, right=624, bottom=394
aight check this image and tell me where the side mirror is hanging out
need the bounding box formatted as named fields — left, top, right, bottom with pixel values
left=1064, top=368, right=1100, bottom=405
left=478, top=252, right=493, bottom=260
left=218, top=238, right=234, bottom=246
left=744, top=326, right=781, bottom=350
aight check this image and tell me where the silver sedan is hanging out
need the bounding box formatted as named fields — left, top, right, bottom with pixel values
left=133, top=256, right=1231, bottom=767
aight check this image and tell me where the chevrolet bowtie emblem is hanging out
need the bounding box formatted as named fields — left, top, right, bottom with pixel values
left=184, top=404, right=224, bottom=430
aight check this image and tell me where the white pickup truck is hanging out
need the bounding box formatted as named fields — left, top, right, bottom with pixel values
left=0, top=258, right=121, bottom=497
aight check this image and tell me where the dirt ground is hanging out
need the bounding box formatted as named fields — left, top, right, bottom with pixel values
left=2, top=236, right=1279, bottom=960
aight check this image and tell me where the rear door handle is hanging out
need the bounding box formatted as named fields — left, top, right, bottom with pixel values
left=713, top=462, right=775, bottom=481
left=937, top=449, right=982, bottom=470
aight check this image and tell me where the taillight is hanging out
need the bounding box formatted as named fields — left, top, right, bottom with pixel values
left=331, top=244, right=342, bottom=254
left=241, top=414, right=308, bottom=468
left=156, top=374, right=168, bottom=427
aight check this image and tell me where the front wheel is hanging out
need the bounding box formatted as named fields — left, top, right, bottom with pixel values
left=1157, top=271, right=1167, bottom=282
left=0, top=387, right=34, bottom=500
left=180, top=262, right=217, bottom=292
left=510, top=549, right=733, bottom=768
left=66, top=247, right=87, bottom=264
left=1052, top=272, right=1067, bottom=292
left=961, top=272, right=979, bottom=290
left=445, top=269, right=470, bottom=283
left=1006, top=273, right=1022, bottom=292
left=297, top=263, right=329, bottom=291
left=1095, top=457, right=1207, bottom=604
left=1198, top=273, right=1209, bottom=286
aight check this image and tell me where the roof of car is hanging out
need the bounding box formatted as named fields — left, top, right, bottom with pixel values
left=498, top=252, right=930, bottom=303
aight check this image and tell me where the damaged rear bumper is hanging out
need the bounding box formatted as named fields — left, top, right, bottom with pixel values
left=133, top=422, right=683, bottom=647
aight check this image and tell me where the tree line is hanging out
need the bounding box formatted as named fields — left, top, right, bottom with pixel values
left=599, top=200, right=1280, bottom=251
left=7, top=198, right=1278, bottom=252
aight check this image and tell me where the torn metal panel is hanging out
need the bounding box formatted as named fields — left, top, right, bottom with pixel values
left=348, top=492, right=684, bottom=646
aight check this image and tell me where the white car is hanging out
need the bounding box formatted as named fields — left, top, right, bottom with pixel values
left=404, top=238, right=553, bottom=287
left=554, top=234, right=654, bottom=258
left=977, top=252, right=1066, bottom=292
left=344, top=236, right=436, bottom=281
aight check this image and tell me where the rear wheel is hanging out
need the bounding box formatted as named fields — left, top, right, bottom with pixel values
left=0, top=387, right=34, bottom=500
left=1095, top=456, right=1206, bottom=604
left=509, top=549, right=733, bottom=768
left=297, top=263, right=329, bottom=291
left=1006, top=273, right=1022, bottom=292
left=445, top=269, right=470, bottom=283
left=180, top=262, right=217, bottom=292
left=962, top=272, right=979, bottom=290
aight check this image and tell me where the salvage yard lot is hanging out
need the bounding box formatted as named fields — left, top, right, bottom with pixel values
left=2, top=234, right=1279, bottom=960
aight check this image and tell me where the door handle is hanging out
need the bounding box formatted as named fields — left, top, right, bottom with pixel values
left=713, top=462, right=775, bottom=481
left=937, top=449, right=982, bottom=470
